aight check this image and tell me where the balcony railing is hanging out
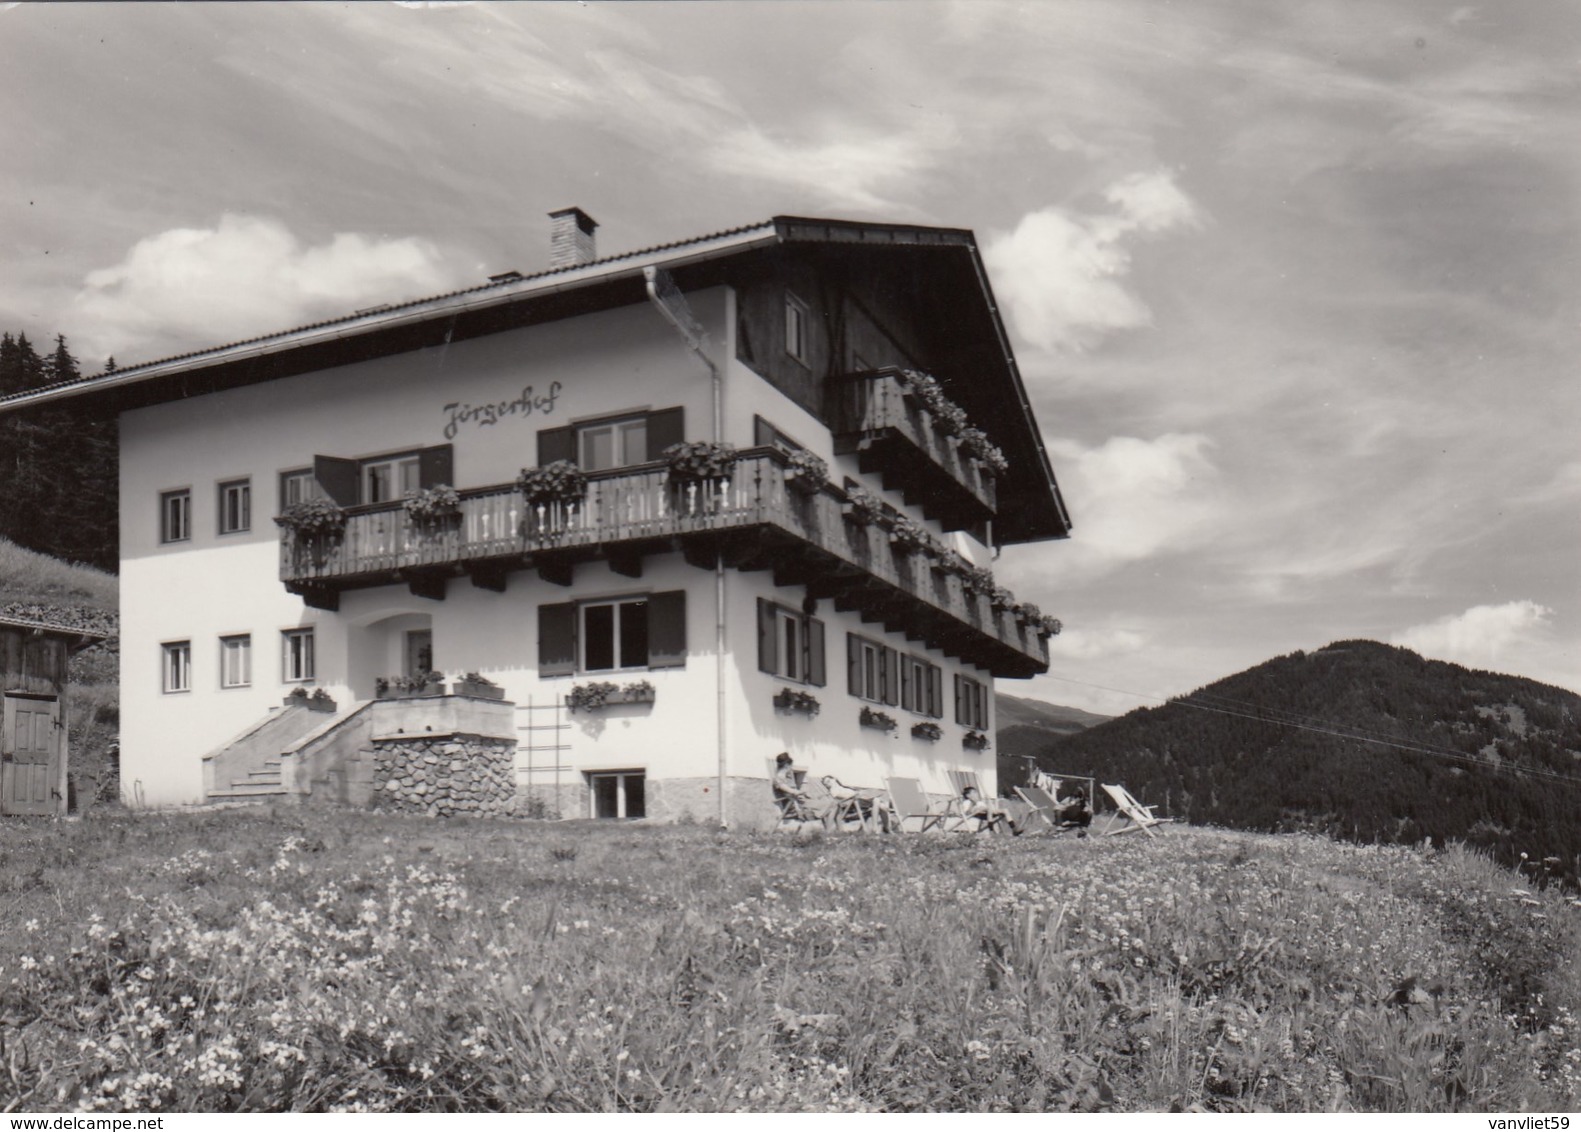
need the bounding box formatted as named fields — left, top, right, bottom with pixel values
left=829, top=368, right=997, bottom=527
left=279, top=449, right=1049, bottom=675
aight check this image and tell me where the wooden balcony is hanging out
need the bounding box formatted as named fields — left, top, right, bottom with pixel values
left=828, top=368, right=998, bottom=531
left=279, top=450, right=1049, bottom=677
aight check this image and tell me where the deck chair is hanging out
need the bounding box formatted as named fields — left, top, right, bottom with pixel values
left=820, top=776, right=881, bottom=833
left=947, top=769, right=981, bottom=796
left=1100, top=783, right=1176, bottom=838
left=769, top=759, right=819, bottom=830
left=1014, top=784, right=1090, bottom=835
left=885, top=777, right=951, bottom=833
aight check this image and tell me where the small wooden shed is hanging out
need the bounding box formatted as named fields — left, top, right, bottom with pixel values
left=1, top=615, right=107, bottom=817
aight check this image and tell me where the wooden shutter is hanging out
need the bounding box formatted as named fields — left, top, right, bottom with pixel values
left=313, top=455, right=360, bottom=508
left=645, top=407, right=686, bottom=460
left=537, top=425, right=575, bottom=467
left=757, top=599, right=777, bottom=674
left=928, top=665, right=943, bottom=718
left=538, top=601, right=577, bottom=677
left=847, top=633, right=860, bottom=696
left=805, top=617, right=826, bottom=687
left=647, top=590, right=687, bottom=669
left=418, top=444, right=454, bottom=488
left=881, top=646, right=899, bottom=706
left=899, top=657, right=914, bottom=712
left=953, top=674, right=963, bottom=725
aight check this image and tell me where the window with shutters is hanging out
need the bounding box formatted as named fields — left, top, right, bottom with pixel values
left=538, top=591, right=687, bottom=676
left=846, top=633, right=898, bottom=706
left=361, top=452, right=422, bottom=504
left=306, top=446, right=453, bottom=509
left=756, top=599, right=825, bottom=686
left=578, top=416, right=648, bottom=472
left=899, top=653, right=944, bottom=718
left=536, top=407, right=684, bottom=473
left=955, top=673, right=990, bottom=729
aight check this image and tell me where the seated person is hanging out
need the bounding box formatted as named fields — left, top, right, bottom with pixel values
left=1055, top=785, right=1092, bottom=829
left=960, top=785, right=1010, bottom=833
left=819, top=775, right=894, bottom=831
left=772, top=752, right=821, bottom=822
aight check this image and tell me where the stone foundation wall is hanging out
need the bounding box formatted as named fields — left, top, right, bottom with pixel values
left=373, top=733, right=517, bottom=817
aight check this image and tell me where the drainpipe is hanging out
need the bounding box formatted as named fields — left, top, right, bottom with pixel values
left=644, top=267, right=728, bottom=828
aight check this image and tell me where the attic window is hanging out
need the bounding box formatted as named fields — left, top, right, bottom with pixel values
left=784, top=292, right=811, bottom=366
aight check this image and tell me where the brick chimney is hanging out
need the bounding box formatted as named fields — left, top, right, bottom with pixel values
left=548, top=207, right=598, bottom=269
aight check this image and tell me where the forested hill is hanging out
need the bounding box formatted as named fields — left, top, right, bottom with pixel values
left=1026, top=641, right=1581, bottom=883
left=0, top=331, right=118, bottom=572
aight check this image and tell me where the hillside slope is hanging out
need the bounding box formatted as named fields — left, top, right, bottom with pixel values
left=1026, top=640, right=1581, bottom=882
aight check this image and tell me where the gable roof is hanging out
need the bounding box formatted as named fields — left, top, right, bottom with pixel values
left=0, top=216, right=1070, bottom=542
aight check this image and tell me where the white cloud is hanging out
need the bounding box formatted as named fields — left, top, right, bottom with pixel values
left=1047, top=625, right=1147, bottom=662
left=1392, top=601, right=1554, bottom=671
left=69, top=215, right=463, bottom=366
left=984, top=170, right=1202, bottom=353
left=1042, top=432, right=1224, bottom=581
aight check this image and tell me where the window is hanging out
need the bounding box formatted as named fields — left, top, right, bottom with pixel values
left=160, top=490, right=191, bottom=544
left=757, top=599, right=826, bottom=685
left=784, top=292, right=811, bottom=365
left=847, top=633, right=898, bottom=706
left=279, top=469, right=319, bottom=509
left=282, top=628, right=315, bottom=683
left=955, top=673, right=989, bottom=729
left=899, top=654, right=944, bottom=718
left=219, top=635, right=252, bottom=688
left=582, top=599, right=649, bottom=672
left=589, top=771, right=646, bottom=819
left=578, top=416, right=648, bottom=473
left=218, top=478, right=251, bottom=534
left=162, top=641, right=191, bottom=693
left=307, top=445, right=452, bottom=509
left=537, top=407, right=682, bottom=472
left=538, top=591, right=687, bottom=676
left=362, top=453, right=421, bottom=504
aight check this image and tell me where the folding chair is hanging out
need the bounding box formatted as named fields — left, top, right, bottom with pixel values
left=885, top=777, right=951, bottom=833
left=1100, top=783, right=1176, bottom=838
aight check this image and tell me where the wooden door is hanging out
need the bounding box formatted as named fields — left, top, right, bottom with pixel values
left=2, top=695, right=61, bottom=816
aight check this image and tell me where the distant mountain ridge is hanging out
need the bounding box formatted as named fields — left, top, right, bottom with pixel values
left=1020, top=640, right=1581, bottom=883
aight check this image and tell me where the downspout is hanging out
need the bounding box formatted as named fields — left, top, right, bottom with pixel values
left=644, top=267, right=729, bottom=828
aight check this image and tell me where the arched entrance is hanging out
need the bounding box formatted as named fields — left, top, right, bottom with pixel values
left=346, top=612, right=435, bottom=698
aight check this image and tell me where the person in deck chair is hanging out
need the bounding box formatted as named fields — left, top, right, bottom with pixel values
left=961, top=785, right=1012, bottom=834
left=819, top=775, right=895, bottom=832
left=773, top=752, right=823, bottom=824
left=1056, top=785, right=1092, bottom=832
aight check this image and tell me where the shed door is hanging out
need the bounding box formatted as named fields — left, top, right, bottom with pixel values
left=2, top=695, right=61, bottom=816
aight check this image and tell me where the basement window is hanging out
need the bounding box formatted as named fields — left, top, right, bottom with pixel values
left=589, top=770, right=646, bottom=820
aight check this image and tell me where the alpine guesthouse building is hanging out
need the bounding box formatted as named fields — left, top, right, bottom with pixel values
left=0, top=211, right=1071, bottom=826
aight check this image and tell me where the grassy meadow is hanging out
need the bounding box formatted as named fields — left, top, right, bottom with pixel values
left=1, top=809, right=1578, bottom=1114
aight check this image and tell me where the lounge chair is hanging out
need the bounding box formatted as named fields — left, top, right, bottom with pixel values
left=1100, top=783, right=1176, bottom=838
left=885, top=777, right=951, bottom=833
left=1014, top=784, right=1093, bottom=836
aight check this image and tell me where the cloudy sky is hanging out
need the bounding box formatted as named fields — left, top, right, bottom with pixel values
left=4, top=2, right=1577, bottom=713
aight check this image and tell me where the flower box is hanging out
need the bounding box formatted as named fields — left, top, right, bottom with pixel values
left=962, top=730, right=992, bottom=752
left=910, top=721, right=943, bottom=742
left=452, top=677, right=505, bottom=701
left=567, top=681, right=655, bottom=712
left=860, top=706, right=898, bottom=733
left=376, top=673, right=445, bottom=700
left=773, top=687, right=821, bottom=716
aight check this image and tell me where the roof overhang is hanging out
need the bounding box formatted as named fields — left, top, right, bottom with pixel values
left=0, top=215, right=1070, bottom=543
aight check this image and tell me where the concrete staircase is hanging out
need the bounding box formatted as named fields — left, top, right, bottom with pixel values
left=203, top=703, right=345, bottom=802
